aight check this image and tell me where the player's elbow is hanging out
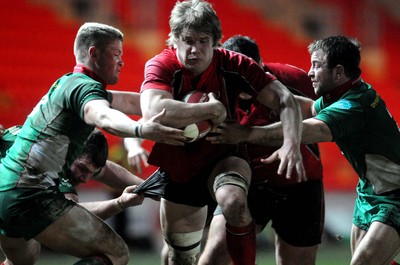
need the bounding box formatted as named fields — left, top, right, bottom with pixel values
left=302, top=118, right=333, bottom=143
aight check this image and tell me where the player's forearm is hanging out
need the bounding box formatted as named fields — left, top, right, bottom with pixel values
left=246, top=123, right=285, bottom=146
left=79, top=199, right=123, bottom=220
left=247, top=85, right=302, bottom=146
left=95, top=108, right=142, bottom=138
left=266, top=81, right=303, bottom=148
left=84, top=100, right=142, bottom=138
left=141, top=90, right=225, bottom=128
left=255, top=80, right=302, bottom=146
left=144, top=98, right=223, bottom=128
left=279, top=98, right=303, bottom=147
left=109, top=90, right=142, bottom=115
left=246, top=118, right=332, bottom=146
left=96, top=161, right=144, bottom=192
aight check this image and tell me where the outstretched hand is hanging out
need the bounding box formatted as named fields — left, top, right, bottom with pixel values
left=124, top=138, right=149, bottom=174
left=141, top=109, right=186, bottom=145
left=261, top=144, right=306, bottom=182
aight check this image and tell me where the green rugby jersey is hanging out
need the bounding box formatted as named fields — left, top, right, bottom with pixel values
left=1, top=126, right=77, bottom=194
left=0, top=72, right=111, bottom=191
left=314, top=81, right=400, bottom=194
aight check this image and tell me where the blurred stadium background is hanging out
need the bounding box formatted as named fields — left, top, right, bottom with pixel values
left=0, top=0, right=399, bottom=263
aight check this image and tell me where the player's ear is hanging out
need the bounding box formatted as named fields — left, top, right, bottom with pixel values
left=334, top=64, right=345, bottom=80
left=88, top=46, right=98, bottom=60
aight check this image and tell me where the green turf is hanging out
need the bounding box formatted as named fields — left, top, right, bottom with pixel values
left=1, top=225, right=352, bottom=265
left=30, top=239, right=351, bottom=265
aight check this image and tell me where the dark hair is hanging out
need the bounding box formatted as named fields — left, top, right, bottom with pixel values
left=222, top=35, right=261, bottom=63
left=80, top=129, right=108, bottom=168
left=308, top=36, right=362, bottom=79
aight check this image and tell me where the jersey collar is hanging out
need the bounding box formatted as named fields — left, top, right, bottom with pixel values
left=73, top=64, right=107, bottom=88
left=323, top=77, right=362, bottom=104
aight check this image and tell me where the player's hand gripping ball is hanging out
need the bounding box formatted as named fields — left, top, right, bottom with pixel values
left=182, top=91, right=212, bottom=142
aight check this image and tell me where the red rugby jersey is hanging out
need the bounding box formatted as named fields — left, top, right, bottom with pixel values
left=237, top=62, right=323, bottom=186
left=142, top=48, right=276, bottom=183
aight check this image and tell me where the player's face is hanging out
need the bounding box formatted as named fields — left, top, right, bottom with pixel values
left=94, top=39, right=124, bottom=85
left=69, top=157, right=101, bottom=186
left=308, top=49, right=336, bottom=97
left=175, top=29, right=214, bottom=76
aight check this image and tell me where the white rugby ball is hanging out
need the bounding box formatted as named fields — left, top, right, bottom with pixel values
left=182, top=91, right=212, bottom=142
left=183, top=121, right=212, bottom=142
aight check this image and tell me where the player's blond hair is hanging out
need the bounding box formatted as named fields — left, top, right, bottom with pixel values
left=167, top=0, right=222, bottom=47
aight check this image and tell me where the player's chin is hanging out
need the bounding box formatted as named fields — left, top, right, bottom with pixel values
left=185, top=63, right=204, bottom=75
left=108, top=75, right=119, bottom=85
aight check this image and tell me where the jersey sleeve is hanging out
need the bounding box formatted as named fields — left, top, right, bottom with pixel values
left=314, top=97, right=365, bottom=141
left=65, top=76, right=111, bottom=119
left=141, top=49, right=180, bottom=93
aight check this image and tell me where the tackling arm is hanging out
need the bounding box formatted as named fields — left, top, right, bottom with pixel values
left=94, top=160, right=144, bottom=192
left=109, top=90, right=141, bottom=115
left=65, top=186, right=144, bottom=220
left=256, top=80, right=304, bottom=179
left=140, top=89, right=226, bottom=128
left=83, top=98, right=186, bottom=145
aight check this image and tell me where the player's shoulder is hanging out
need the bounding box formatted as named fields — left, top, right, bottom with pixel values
left=63, top=72, right=103, bottom=91
left=264, top=62, right=316, bottom=98
left=217, top=48, right=262, bottom=76
left=217, top=48, right=251, bottom=63
left=145, top=48, right=181, bottom=72
left=264, top=62, right=308, bottom=76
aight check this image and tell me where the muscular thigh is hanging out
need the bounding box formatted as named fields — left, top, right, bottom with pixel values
left=351, top=222, right=400, bottom=265
left=35, top=204, right=125, bottom=258
left=160, top=199, right=207, bottom=233
left=0, top=187, right=75, bottom=240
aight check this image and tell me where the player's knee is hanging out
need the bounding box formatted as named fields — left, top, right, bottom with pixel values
left=164, top=230, right=203, bottom=264
left=101, top=237, right=129, bottom=265
left=213, top=171, right=249, bottom=193
left=23, top=242, right=41, bottom=265
left=213, top=171, right=249, bottom=204
left=112, top=241, right=129, bottom=265
left=1, top=239, right=40, bottom=265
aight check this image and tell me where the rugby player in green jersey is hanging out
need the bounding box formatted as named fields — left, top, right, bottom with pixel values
left=209, top=35, right=400, bottom=265
left=0, top=22, right=185, bottom=265
left=1, top=128, right=146, bottom=264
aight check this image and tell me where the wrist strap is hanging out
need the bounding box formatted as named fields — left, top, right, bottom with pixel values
left=134, top=123, right=143, bottom=138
